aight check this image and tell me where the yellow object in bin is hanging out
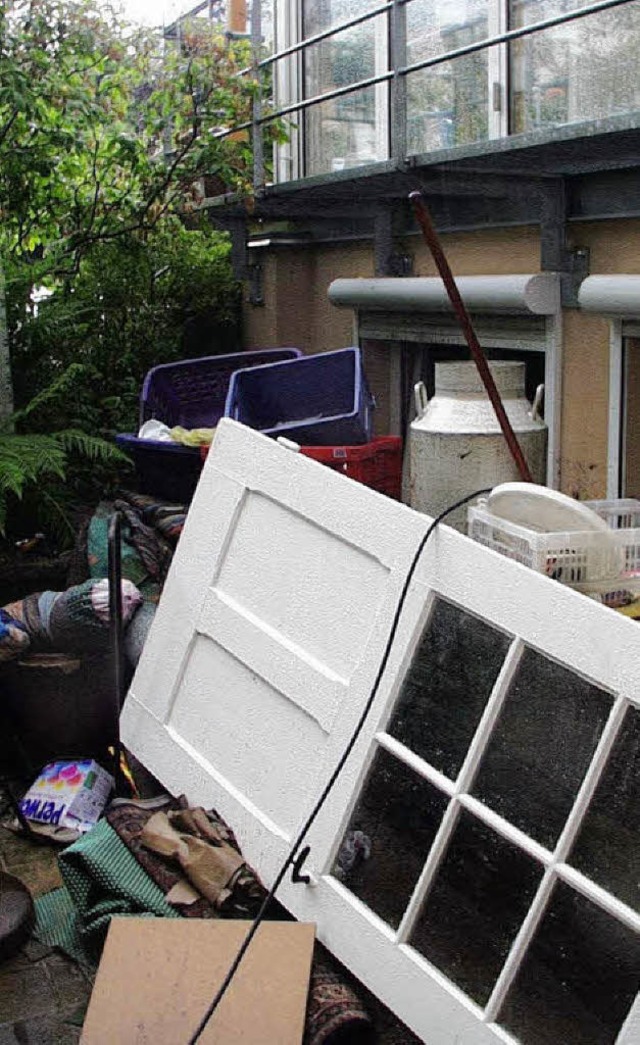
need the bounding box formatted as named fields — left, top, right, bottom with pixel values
left=169, top=426, right=216, bottom=447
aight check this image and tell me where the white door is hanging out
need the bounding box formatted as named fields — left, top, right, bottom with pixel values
left=123, top=420, right=640, bottom=1045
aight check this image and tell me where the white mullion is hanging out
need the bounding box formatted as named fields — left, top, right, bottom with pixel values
left=458, top=794, right=553, bottom=865
left=549, top=693, right=628, bottom=864
left=483, top=864, right=558, bottom=1023
left=608, top=319, right=623, bottom=498
left=394, top=638, right=522, bottom=943
left=488, top=0, right=508, bottom=139
left=374, top=9, right=389, bottom=161
left=556, top=862, right=640, bottom=936
left=395, top=789, right=462, bottom=944
left=453, top=637, right=524, bottom=793
left=483, top=692, right=629, bottom=1023
left=375, top=732, right=456, bottom=797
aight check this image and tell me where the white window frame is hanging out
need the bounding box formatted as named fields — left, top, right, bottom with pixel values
left=607, top=318, right=640, bottom=499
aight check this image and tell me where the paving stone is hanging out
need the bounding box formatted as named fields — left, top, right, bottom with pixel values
left=45, top=954, right=93, bottom=1016
left=6, top=858, right=61, bottom=899
left=0, top=960, right=56, bottom=1024
left=0, top=1014, right=82, bottom=1044
left=20, top=939, right=53, bottom=964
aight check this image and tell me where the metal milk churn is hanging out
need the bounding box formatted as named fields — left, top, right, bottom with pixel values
left=409, top=360, right=547, bottom=531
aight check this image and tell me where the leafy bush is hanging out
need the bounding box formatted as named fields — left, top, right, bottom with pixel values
left=0, top=365, right=129, bottom=544
left=9, top=218, right=241, bottom=436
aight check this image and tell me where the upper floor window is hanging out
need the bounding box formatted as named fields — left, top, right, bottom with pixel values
left=271, top=0, right=640, bottom=180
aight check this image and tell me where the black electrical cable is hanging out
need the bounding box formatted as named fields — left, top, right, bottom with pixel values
left=187, top=486, right=492, bottom=1044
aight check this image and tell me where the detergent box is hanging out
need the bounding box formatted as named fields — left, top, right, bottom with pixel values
left=20, top=759, right=114, bottom=833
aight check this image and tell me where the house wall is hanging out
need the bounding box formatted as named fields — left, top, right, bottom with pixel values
left=242, top=218, right=640, bottom=498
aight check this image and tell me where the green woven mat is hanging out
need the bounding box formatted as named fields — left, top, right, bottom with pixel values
left=34, top=818, right=178, bottom=966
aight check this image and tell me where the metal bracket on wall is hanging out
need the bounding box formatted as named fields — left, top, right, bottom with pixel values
left=248, top=262, right=264, bottom=306
left=227, top=216, right=249, bottom=281
left=539, top=179, right=590, bottom=307
left=374, top=204, right=413, bottom=277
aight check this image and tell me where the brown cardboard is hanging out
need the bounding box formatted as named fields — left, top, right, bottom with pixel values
left=81, top=918, right=315, bottom=1044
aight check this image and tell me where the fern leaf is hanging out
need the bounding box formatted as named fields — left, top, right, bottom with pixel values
left=55, top=429, right=129, bottom=465
left=7, top=364, right=86, bottom=431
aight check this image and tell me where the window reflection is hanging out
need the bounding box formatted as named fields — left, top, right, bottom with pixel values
left=410, top=812, right=542, bottom=1004
left=500, top=882, right=640, bottom=1044
left=332, top=746, right=448, bottom=928
left=388, top=598, right=510, bottom=779
left=569, top=705, right=640, bottom=912
left=472, top=647, right=613, bottom=848
left=510, top=0, right=640, bottom=134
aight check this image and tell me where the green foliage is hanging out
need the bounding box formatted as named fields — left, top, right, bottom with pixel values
left=0, top=365, right=129, bottom=542
left=0, top=1, right=261, bottom=543
left=10, top=219, right=241, bottom=435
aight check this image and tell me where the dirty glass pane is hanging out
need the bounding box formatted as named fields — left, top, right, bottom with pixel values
left=388, top=598, right=510, bottom=780
left=499, top=882, right=640, bottom=1045
left=510, top=0, right=640, bottom=135
left=409, top=812, right=542, bottom=1005
left=406, top=0, right=489, bottom=155
left=304, top=0, right=387, bottom=176
left=569, top=705, right=640, bottom=912
left=472, top=647, right=613, bottom=848
left=332, top=746, right=448, bottom=928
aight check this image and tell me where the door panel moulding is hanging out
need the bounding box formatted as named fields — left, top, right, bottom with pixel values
left=122, top=420, right=639, bottom=1044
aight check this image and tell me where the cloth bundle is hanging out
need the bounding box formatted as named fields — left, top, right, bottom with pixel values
left=0, top=607, right=30, bottom=663
left=3, top=577, right=142, bottom=655
left=139, top=808, right=247, bottom=911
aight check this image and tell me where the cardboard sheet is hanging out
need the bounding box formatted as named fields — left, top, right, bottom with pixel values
left=81, top=918, right=315, bottom=1044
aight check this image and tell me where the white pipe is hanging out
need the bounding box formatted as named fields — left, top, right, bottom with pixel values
left=328, top=275, right=561, bottom=315
left=578, top=275, right=640, bottom=315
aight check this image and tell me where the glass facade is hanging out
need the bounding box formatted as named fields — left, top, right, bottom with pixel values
left=273, top=0, right=640, bottom=179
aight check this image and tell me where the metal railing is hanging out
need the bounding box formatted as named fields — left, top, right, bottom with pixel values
left=194, top=0, right=640, bottom=191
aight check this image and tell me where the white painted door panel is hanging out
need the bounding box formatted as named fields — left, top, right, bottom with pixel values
left=123, top=419, right=428, bottom=880
left=123, top=420, right=640, bottom=1045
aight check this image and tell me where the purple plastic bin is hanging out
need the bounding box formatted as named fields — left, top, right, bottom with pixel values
left=224, top=347, right=375, bottom=445
left=139, top=348, right=302, bottom=429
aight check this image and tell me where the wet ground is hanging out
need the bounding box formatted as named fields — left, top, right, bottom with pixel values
left=0, top=827, right=93, bottom=1044
left=0, top=782, right=418, bottom=1045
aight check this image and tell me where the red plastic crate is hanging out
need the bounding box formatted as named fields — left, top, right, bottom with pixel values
left=202, top=436, right=403, bottom=499
left=300, top=437, right=402, bottom=498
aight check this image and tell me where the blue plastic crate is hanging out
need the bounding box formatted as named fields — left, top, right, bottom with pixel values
left=115, top=435, right=204, bottom=503
left=139, top=348, right=302, bottom=429
left=224, top=347, right=375, bottom=445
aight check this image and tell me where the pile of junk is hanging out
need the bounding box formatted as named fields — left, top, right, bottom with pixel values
left=0, top=341, right=413, bottom=1044
left=1, top=192, right=639, bottom=1042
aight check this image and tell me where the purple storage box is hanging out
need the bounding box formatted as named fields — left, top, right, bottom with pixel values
left=224, top=347, right=375, bottom=445
left=118, top=348, right=302, bottom=501
left=139, top=348, right=302, bottom=428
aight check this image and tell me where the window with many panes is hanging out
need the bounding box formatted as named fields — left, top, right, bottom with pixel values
left=273, top=0, right=640, bottom=179
left=332, top=595, right=640, bottom=1044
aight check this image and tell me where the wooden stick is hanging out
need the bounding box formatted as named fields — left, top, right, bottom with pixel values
left=409, top=191, right=533, bottom=483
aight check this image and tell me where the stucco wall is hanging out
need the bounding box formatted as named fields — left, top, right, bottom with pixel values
left=242, top=219, right=640, bottom=498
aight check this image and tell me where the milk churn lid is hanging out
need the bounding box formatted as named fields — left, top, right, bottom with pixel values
left=435, top=361, right=525, bottom=398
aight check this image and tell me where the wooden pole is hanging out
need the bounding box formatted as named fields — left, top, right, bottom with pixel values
left=409, top=191, right=533, bottom=483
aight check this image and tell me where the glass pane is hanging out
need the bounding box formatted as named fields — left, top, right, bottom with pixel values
left=510, top=0, right=640, bottom=135
left=388, top=598, right=510, bottom=780
left=500, top=882, right=640, bottom=1045
left=303, top=1, right=387, bottom=176
left=409, top=812, right=543, bottom=1005
left=569, top=705, right=640, bottom=912
left=472, top=647, right=613, bottom=848
left=332, top=746, right=448, bottom=928
left=406, top=0, right=489, bottom=155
